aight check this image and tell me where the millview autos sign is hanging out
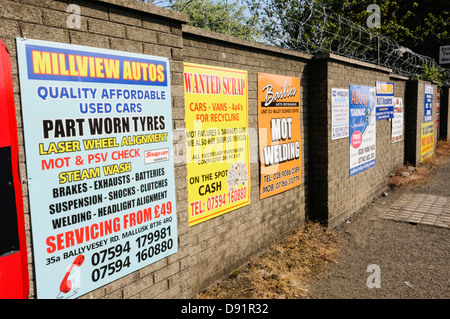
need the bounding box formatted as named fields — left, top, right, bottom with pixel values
left=17, top=38, right=178, bottom=299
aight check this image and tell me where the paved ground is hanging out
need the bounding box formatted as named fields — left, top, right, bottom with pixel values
left=306, top=158, right=450, bottom=299
left=383, top=193, right=450, bottom=228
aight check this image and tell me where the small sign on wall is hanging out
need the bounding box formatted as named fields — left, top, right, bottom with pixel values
left=375, top=81, right=394, bottom=120
left=391, top=97, right=403, bottom=143
left=424, top=84, right=433, bottom=123
left=331, top=88, right=349, bottom=140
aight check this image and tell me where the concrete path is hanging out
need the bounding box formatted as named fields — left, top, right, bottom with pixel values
left=306, top=158, right=450, bottom=299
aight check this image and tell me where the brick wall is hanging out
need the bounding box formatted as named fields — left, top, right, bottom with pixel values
left=404, top=80, right=438, bottom=166
left=0, top=0, right=442, bottom=299
left=182, top=25, right=311, bottom=292
left=309, top=54, right=408, bottom=227
left=440, top=86, right=450, bottom=140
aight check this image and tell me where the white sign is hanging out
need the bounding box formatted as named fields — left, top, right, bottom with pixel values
left=144, top=148, right=169, bottom=164
left=439, top=45, right=450, bottom=64
left=391, top=97, right=403, bottom=143
left=331, top=88, right=349, bottom=140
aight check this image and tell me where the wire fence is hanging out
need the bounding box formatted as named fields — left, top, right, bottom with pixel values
left=258, top=0, right=449, bottom=84
left=152, top=0, right=449, bottom=85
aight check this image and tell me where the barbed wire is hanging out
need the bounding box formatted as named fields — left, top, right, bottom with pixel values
left=152, top=0, right=449, bottom=85
left=272, top=0, right=450, bottom=84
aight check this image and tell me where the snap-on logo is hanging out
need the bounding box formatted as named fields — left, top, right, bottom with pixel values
left=144, top=148, right=169, bottom=164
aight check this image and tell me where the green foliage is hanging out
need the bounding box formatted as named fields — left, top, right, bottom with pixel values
left=161, top=0, right=448, bottom=83
left=245, top=0, right=448, bottom=82
left=168, top=0, right=261, bottom=40
left=420, top=63, right=444, bottom=87
left=320, top=0, right=449, bottom=59
left=247, top=0, right=381, bottom=58
left=247, top=0, right=448, bottom=53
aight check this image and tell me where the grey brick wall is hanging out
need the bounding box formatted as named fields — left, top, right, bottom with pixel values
left=404, top=80, right=438, bottom=166
left=1, top=0, right=441, bottom=299
left=182, top=25, right=311, bottom=293
left=440, top=87, right=450, bottom=140
left=309, top=54, right=409, bottom=228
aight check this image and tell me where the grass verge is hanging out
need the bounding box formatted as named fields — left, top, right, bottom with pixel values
left=196, top=221, right=341, bottom=299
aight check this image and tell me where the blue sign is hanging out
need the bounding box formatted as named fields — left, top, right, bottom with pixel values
left=24, top=44, right=168, bottom=86
left=375, top=81, right=394, bottom=120
left=424, top=84, right=433, bottom=122
left=17, top=38, right=178, bottom=299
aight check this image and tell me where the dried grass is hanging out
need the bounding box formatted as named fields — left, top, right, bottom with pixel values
left=389, top=139, right=450, bottom=188
left=388, top=165, right=431, bottom=188
left=196, top=221, right=341, bottom=299
left=435, top=140, right=450, bottom=157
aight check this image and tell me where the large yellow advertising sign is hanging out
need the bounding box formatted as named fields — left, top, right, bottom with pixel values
left=184, top=63, right=250, bottom=226
left=258, top=73, right=301, bottom=199
left=420, top=122, right=434, bottom=162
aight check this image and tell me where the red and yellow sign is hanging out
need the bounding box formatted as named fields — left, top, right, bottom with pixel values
left=420, top=122, right=434, bottom=162
left=184, top=63, right=250, bottom=226
left=258, top=73, right=301, bottom=199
